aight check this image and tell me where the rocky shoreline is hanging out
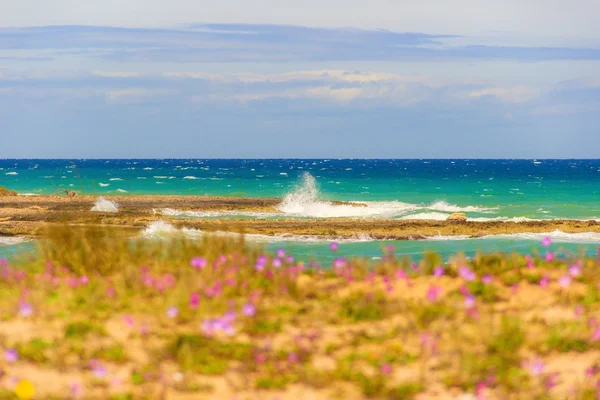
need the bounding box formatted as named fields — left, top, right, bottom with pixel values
left=1, top=194, right=599, bottom=239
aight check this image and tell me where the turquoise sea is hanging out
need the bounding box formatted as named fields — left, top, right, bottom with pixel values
left=1, top=159, right=600, bottom=261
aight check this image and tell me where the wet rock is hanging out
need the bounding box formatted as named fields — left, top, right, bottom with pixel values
left=446, top=212, right=467, bottom=222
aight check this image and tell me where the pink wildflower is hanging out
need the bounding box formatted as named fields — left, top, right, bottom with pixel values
left=481, top=274, right=493, bottom=285
left=568, top=264, right=581, bottom=277
left=166, top=306, right=179, bottom=319
left=545, top=372, right=559, bottom=390
left=525, top=255, right=535, bottom=269
left=574, top=304, right=584, bottom=317
left=329, top=242, right=339, bottom=252
left=476, top=382, right=486, bottom=400
left=189, top=292, right=200, bottom=309
left=426, top=285, right=442, bottom=303
left=464, top=294, right=476, bottom=309
left=242, top=303, right=256, bottom=317
left=70, top=382, right=83, bottom=399
left=287, top=352, right=299, bottom=364
left=433, top=266, right=444, bottom=278
left=540, top=275, right=550, bottom=288
left=459, top=266, right=476, bottom=281
left=276, top=249, right=286, bottom=258
left=559, top=275, right=572, bottom=288
left=4, top=349, right=17, bottom=363
left=592, top=327, right=600, bottom=342
left=542, top=236, right=552, bottom=247
left=18, top=301, right=33, bottom=317
left=255, top=353, right=267, bottom=364
left=123, top=315, right=135, bottom=327
left=380, top=363, right=392, bottom=375
left=545, top=252, right=555, bottom=262
left=511, top=283, right=519, bottom=295
left=190, top=257, right=207, bottom=270
left=272, top=258, right=282, bottom=268
left=526, top=359, right=545, bottom=376
left=79, top=276, right=89, bottom=285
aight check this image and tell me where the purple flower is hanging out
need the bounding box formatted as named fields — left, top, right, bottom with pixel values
left=333, top=258, right=347, bottom=269
left=526, top=359, right=545, bottom=376
left=276, top=249, right=286, bottom=258
left=190, top=257, right=207, bottom=270
left=386, top=244, right=395, bottom=255
left=464, top=294, right=476, bottom=309
left=542, top=236, right=552, bottom=247
left=481, top=274, right=493, bottom=285
left=201, top=320, right=216, bottom=336
left=89, top=360, right=107, bottom=379
left=559, top=275, right=572, bottom=288
left=223, top=310, right=236, bottom=323
left=79, top=276, right=89, bottom=285
left=568, top=264, right=581, bottom=277
left=540, top=275, right=550, bottom=288
left=329, top=242, right=339, bottom=252
left=18, top=302, right=33, bottom=317
left=4, top=348, right=18, bottom=363
left=458, top=266, right=476, bottom=282
left=545, top=252, right=555, bottom=262
left=242, top=303, right=256, bottom=317
left=433, top=266, right=444, bottom=278
left=272, top=258, right=282, bottom=268
left=166, top=306, right=179, bottom=319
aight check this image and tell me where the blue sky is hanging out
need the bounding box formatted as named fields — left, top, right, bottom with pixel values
left=0, top=1, right=599, bottom=158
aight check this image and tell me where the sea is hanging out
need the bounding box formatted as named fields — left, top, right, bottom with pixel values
left=1, top=159, right=600, bottom=262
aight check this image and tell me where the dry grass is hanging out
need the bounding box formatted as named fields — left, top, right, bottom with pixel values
left=0, top=226, right=599, bottom=399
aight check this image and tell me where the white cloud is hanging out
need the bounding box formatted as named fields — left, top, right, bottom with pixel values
left=93, top=71, right=144, bottom=78
left=464, top=87, right=540, bottom=103
left=104, top=88, right=177, bottom=103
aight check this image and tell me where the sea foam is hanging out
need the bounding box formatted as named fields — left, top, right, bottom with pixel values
left=91, top=197, right=119, bottom=213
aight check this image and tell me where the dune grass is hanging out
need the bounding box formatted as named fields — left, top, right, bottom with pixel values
left=0, top=226, right=600, bottom=399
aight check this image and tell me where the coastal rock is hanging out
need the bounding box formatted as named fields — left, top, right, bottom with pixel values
left=446, top=212, right=467, bottom=222
left=0, top=186, right=17, bottom=197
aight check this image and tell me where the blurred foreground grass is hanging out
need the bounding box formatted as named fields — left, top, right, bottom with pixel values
left=1, top=225, right=600, bottom=399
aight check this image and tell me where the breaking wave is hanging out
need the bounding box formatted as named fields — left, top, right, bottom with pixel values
left=91, top=197, right=119, bottom=213
left=276, top=173, right=497, bottom=219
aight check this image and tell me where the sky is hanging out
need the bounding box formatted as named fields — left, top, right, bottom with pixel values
left=0, top=0, right=599, bottom=158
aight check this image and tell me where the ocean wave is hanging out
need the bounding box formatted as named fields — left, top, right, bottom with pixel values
left=142, top=221, right=374, bottom=243
left=0, top=237, right=29, bottom=246
left=275, top=173, right=498, bottom=219
left=400, top=212, right=451, bottom=221
left=159, top=208, right=275, bottom=218
left=5, top=172, right=18, bottom=175
left=109, top=178, right=123, bottom=181
left=98, top=183, right=109, bottom=187
left=183, top=176, right=199, bottom=180
left=141, top=222, right=600, bottom=246
left=484, top=230, right=600, bottom=244
left=423, top=230, right=600, bottom=244
left=91, top=197, right=119, bottom=213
